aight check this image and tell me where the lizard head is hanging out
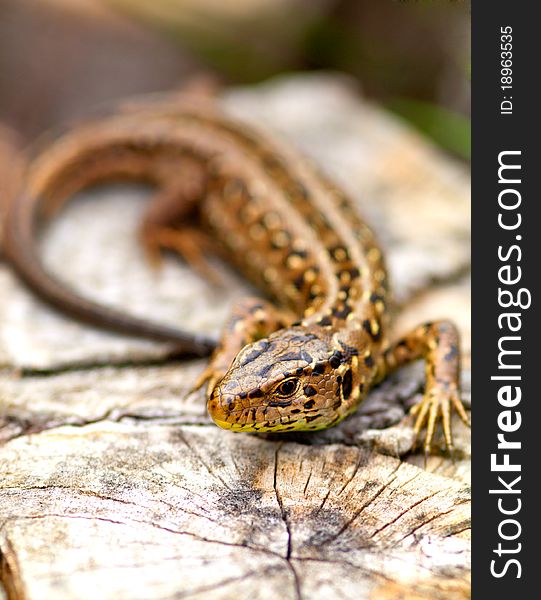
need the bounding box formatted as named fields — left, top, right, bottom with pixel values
left=207, top=325, right=363, bottom=432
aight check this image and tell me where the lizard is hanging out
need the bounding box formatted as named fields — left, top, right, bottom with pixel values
left=2, top=94, right=469, bottom=455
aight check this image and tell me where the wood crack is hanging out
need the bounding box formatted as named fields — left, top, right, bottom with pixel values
left=316, top=461, right=403, bottom=546
left=176, top=430, right=233, bottom=492
left=397, top=508, right=458, bottom=543
left=11, top=354, right=210, bottom=378
left=273, top=444, right=303, bottom=600
left=0, top=411, right=213, bottom=445
left=369, top=488, right=447, bottom=540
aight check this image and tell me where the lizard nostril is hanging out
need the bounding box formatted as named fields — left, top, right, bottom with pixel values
left=224, top=396, right=237, bottom=411
left=207, top=389, right=240, bottom=430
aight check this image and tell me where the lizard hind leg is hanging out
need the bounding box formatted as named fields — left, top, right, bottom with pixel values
left=138, top=162, right=223, bottom=283
left=381, top=320, right=469, bottom=457
left=140, top=223, right=223, bottom=284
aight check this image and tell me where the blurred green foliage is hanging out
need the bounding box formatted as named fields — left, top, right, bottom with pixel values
left=1, top=0, right=470, bottom=159
left=387, top=98, right=471, bottom=160
left=302, top=2, right=470, bottom=160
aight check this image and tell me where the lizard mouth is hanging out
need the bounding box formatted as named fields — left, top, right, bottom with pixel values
left=207, top=388, right=332, bottom=433
left=207, top=387, right=278, bottom=431
left=206, top=389, right=241, bottom=429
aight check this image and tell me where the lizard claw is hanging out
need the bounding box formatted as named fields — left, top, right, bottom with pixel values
left=410, top=381, right=469, bottom=457
left=190, top=364, right=223, bottom=398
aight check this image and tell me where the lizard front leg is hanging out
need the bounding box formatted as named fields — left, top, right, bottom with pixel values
left=380, top=320, right=469, bottom=455
left=194, top=297, right=292, bottom=399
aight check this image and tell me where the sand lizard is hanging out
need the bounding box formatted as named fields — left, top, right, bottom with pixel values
left=2, top=96, right=469, bottom=455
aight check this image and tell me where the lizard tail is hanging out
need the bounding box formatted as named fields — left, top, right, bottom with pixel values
left=3, top=207, right=217, bottom=357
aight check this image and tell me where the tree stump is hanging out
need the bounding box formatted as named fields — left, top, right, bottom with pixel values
left=0, top=75, right=471, bottom=600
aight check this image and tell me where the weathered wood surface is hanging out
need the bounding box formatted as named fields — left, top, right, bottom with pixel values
left=0, top=75, right=470, bottom=600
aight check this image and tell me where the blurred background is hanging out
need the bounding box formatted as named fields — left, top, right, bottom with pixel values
left=0, top=0, right=470, bottom=159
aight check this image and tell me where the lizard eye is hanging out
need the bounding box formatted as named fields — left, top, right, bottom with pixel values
left=275, top=378, right=299, bottom=398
